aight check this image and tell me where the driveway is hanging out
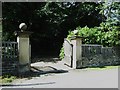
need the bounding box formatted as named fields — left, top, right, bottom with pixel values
left=1, top=61, right=119, bottom=88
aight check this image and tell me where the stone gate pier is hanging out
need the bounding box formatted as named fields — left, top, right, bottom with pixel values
left=15, top=23, right=32, bottom=74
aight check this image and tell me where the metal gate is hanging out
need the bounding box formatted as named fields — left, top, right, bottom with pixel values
left=63, top=39, right=73, bottom=67
left=1, top=41, right=19, bottom=75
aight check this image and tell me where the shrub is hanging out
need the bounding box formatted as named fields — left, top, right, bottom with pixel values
left=59, top=25, right=120, bottom=59
left=59, top=47, right=64, bottom=60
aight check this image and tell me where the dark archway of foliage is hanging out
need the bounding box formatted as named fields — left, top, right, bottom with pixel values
left=2, top=2, right=104, bottom=57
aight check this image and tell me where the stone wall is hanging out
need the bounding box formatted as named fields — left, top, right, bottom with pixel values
left=77, top=45, right=120, bottom=68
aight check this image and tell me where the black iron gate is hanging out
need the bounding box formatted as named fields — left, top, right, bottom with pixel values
left=1, top=41, right=19, bottom=75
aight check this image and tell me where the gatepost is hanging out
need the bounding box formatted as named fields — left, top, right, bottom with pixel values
left=70, top=36, right=83, bottom=69
left=15, top=23, right=32, bottom=74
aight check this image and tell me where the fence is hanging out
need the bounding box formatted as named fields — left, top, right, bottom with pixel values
left=81, top=44, right=120, bottom=68
left=1, top=41, right=19, bottom=75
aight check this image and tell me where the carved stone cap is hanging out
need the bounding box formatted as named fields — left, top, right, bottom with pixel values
left=14, top=31, right=33, bottom=37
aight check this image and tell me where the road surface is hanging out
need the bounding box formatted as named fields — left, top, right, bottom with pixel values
left=1, top=66, right=118, bottom=88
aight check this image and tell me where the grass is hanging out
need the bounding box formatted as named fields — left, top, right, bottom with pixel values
left=0, top=75, right=16, bottom=85
left=87, top=65, right=119, bottom=70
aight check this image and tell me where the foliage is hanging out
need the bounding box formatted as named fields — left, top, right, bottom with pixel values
left=69, top=25, right=120, bottom=46
left=2, top=2, right=102, bottom=41
left=59, top=47, right=64, bottom=60
left=100, top=2, right=120, bottom=26
left=67, top=2, right=120, bottom=46
left=59, top=25, right=120, bottom=59
left=0, top=75, right=16, bottom=84
left=97, top=1, right=120, bottom=46
left=2, top=2, right=103, bottom=56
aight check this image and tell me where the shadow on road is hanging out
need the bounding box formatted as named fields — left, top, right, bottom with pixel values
left=18, top=66, right=68, bottom=78
left=1, top=66, right=68, bottom=87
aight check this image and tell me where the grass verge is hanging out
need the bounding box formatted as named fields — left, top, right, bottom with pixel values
left=0, top=75, right=16, bottom=85
left=87, top=65, right=120, bottom=70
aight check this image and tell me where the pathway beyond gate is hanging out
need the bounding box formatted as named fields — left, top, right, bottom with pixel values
left=31, top=57, right=72, bottom=71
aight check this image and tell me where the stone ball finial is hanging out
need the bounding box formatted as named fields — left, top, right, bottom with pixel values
left=73, top=30, right=78, bottom=35
left=19, top=23, right=27, bottom=31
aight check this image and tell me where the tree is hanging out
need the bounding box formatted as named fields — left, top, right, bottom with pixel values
left=2, top=2, right=103, bottom=40
left=99, top=1, right=120, bottom=46
left=2, top=2, right=103, bottom=56
left=99, top=2, right=120, bottom=30
left=2, top=2, right=46, bottom=41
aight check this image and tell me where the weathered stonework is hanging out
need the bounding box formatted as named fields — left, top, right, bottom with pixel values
left=63, top=37, right=120, bottom=69
left=17, top=31, right=32, bottom=74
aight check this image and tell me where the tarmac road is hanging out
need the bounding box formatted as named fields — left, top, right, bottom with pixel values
left=1, top=67, right=118, bottom=88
